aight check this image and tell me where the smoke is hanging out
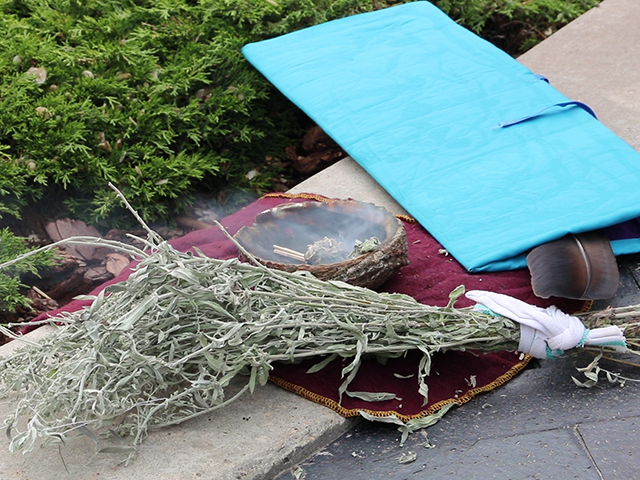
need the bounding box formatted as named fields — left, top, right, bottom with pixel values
left=235, top=201, right=398, bottom=265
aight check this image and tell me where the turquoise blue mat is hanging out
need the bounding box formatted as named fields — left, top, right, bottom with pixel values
left=242, top=2, right=640, bottom=272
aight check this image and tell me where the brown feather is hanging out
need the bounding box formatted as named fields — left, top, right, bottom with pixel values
left=526, top=231, right=620, bottom=300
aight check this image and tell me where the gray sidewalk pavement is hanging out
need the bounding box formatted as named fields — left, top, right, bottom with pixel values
left=276, top=347, right=640, bottom=480
left=1, top=0, right=640, bottom=479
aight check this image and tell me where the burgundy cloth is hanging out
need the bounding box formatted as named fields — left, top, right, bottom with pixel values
left=270, top=350, right=526, bottom=420
left=28, top=194, right=586, bottom=420
left=379, top=219, right=584, bottom=311
left=28, top=195, right=312, bottom=326
left=31, top=194, right=584, bottom=324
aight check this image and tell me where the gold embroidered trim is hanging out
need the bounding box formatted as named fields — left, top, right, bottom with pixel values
left=269, top=354, right=531, bottom=422
left=575, top=300, right=593, bottom=314
left=261, top=192, right=417, bottom=223
left=262, top=192, right=332, bottom=202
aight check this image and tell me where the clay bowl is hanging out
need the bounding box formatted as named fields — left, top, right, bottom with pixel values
left=233, top=200, right=409, bottom=289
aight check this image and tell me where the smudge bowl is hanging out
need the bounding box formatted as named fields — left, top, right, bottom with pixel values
left=233, top=200, right=409, bottom=289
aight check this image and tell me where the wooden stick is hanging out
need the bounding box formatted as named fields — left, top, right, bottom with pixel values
left=32, top=285, right=52, bottom=300
left=273, top=245, right=306, bottom=262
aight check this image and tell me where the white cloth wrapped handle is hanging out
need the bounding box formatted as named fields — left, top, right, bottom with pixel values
left=465, top=290, right=627, bottom=359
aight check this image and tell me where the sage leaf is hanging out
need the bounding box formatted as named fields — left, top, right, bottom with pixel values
left=345, top=391, right=398, bottom=402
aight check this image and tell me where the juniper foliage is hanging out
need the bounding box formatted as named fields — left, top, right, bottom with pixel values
left=0, top=0, right=598, bottom=228
left=0, top=228, right=56, bottom=313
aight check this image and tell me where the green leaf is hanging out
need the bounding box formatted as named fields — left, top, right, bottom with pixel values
left=345, top=391, right=398, bottom=402
left=306, top=353, right=338, bottom=374
left=571, top=376, right=597, bottom=388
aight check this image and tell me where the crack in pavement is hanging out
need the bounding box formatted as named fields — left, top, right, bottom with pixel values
left=573, top=424, right=605, bottom=480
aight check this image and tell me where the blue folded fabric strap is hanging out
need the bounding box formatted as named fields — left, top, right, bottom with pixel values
left=242, top=1, right=640, bottom=272
left=496, top=101, right=598, bottom=128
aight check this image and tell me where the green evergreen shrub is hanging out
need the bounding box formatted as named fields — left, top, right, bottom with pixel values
left=0, top=0, right=384, bottom=228
left=0, top=0, right=599, bottom=229
left=0, top=228, right=56, bottom=313
left=434, top=0, right=600, bottom=54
